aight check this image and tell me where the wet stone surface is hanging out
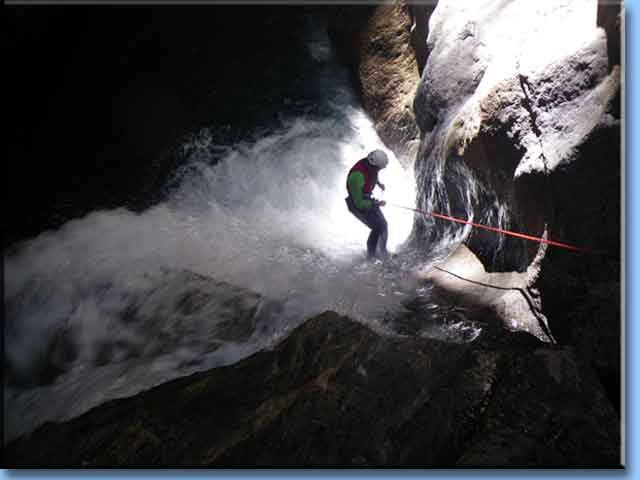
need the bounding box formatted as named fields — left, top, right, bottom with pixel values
left=5, top=311, right=620, bottom=467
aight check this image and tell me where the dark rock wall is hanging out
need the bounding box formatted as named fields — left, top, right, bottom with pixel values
left=411, top=1, right=621, bottom=407
left=407, top=4, right=436, bottom=75
left=327, top=1, right=424, bottom=160
left=4, top=3, right=623, bottom=467
left=6, top=6, right=312, bottom=248
left=4, top=313, right=620, bottom=467
left=330, top=1, right=621, bottom=412
left=597, top=1, right=622, bottom=70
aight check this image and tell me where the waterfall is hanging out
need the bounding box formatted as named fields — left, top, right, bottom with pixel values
left=4, top=16, right=433, bottom=444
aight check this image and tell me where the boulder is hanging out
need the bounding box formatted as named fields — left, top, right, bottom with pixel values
left=4, top=312, right=620, bottom=467
left=410, top=0, right=621, bottom=408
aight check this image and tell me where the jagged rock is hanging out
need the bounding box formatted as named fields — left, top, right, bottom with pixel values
left=417, top=244, right=554, bottom=343
left=4, top=312, right=620, bottom=467
left=411, top=0, right=621, bottom=408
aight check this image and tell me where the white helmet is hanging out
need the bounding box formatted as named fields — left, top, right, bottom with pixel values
left=367, top=149, right=389, bottom=169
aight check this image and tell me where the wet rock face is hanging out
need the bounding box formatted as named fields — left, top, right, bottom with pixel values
left=411, top=0, right=621, bottom=406
left=327, top=2, right=423, bottom=159
left=413, top=0, right=620, bottom=270
left=5, top=313, right=620, bottom=467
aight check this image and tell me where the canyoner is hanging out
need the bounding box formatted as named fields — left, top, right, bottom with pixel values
left=345, top=149, right=391, bottom=260
left=4, top=0, right=621, bottom=467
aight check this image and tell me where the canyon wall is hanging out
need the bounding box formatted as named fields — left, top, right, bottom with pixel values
left=330, top=0, right=621, bottom=408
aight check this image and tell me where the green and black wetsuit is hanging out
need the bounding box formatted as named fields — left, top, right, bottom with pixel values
left=345, top=158, right=388, bottom=258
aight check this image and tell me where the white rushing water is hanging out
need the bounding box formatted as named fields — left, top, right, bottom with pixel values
left=4, top=18, right=480, bottom=443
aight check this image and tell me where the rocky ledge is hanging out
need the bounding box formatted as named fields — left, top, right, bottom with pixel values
left=5, top=311, right=620, bottom=467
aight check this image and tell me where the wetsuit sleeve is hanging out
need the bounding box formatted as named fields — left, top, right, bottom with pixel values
left=347, top=171, right=374, bottom=209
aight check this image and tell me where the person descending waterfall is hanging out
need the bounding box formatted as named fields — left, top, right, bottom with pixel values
left=345, top=149, right=390, bottom=260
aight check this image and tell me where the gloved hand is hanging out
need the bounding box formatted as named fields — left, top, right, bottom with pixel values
left=375, top=199, right=387, bottom=207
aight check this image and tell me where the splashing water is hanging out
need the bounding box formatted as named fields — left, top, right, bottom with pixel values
left=3, top=17, right=481, bottom=443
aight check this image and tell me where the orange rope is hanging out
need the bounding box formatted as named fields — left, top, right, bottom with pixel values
left=391, top=204, right=592, bottom=254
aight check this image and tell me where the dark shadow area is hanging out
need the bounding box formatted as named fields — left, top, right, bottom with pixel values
left=597, top=0, right=622, bottom=71
left=539, top=122, right=621, bottom=414
left=5, top=6, right=319, bottom=249
left=455, top=128, right=532, bottom=274
left=325, top=5, right=375, bottom=107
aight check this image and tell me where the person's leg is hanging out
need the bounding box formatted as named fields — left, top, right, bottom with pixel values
left=346, top=198, right=387, bottom=259
left=366, top=228, right=380, bottom=259
left=365, top=206, right=388, bottom=258
left=372, top=207, right=389, bottom=256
